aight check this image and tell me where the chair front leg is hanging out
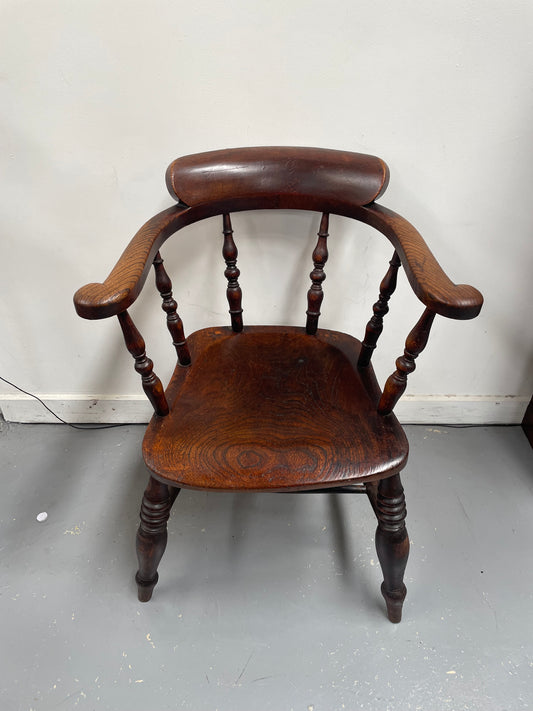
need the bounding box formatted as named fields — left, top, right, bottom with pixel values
left=374, top=473, right=409, bottom=622
left=135, top=475, right=179, bottom=602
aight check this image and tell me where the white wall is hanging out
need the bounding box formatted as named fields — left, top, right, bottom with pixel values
left=1, top=0, right=532, bottom=423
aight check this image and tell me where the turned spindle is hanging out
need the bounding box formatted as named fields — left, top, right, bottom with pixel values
left=378, top=307, right=436, bottom=415
left=136, top=477, right=177, bottom=602
left=306, top=212, right=329, bottom=335
left=375, top=474, right=409, bottom=623
left=358, top=251, right=401, bottom=367
left=117, top=310, right=169, bottom=416
left=153, top=251, right=191, bottom=366
left=222, top=214, right=243, bottom=332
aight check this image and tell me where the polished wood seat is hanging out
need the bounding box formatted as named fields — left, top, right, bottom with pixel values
left=74, top=146, right=483, bottom=622
left=143, top=326, right=408, bottom=490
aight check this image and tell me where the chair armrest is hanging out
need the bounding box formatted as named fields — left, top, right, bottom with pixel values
left=357, top=203, right=483, bottom=319
left=73, top=204, right=189, bottom=319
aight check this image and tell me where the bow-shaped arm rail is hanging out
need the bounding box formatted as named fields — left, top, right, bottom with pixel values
left=356, top=203, right=483, bottom=320
left=74, top=204, right=192, bottom=320
left=74, top=199, right=482, bottom=323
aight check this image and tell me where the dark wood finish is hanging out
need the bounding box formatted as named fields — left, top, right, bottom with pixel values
left=522, top=395, right=533, bottom=448
left=135, top=476, right=177, bottom=601
left=222, top=214, right=243, bottom=332
left=143, top=326, right=408, bottom=491
left=374, top=473, right=409, bottom=623
left=306, top=213, right=329, bottom=335
left=166, top=146, right=390, bottom=208
left=365, top=480, right=379, bottom=515
left=74, top=150, right=482, bottom=322
left=153, top=251, right=191, bottom=365
left=117, top=311, right=169, bottom=416
left=356, top=204, right=483, bottom=320
left=298, top=484, right=368, bottom=494
left=73, top=146, right=484, bottom=622
left=358, top=251, right=401, bottom=367
left=378, top=308, right=436, bottom=415
left=74, top=204, right=190, bottom=320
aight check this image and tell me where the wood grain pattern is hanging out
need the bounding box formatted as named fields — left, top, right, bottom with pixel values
left=166, top=146, right=390, bottom=208
left=355, top=204, right=483, bottom=320
left=73, top=146, right=484, bottom=619
left=73, top=204, right=191, bottom=320
left=73, top=150, right=482, bottom=323
left=142, top=326, right=408, bottom=491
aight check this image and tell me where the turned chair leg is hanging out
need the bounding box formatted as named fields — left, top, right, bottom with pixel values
left=374, top=473, right=409, bottom=623
left=135, top=475, right=179, bottom=602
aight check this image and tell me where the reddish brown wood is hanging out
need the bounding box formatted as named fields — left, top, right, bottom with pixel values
left=136, top=476, right=177, bottom=601
left=355, top=204, right=483, bottom=320
left=73, top=146, right=485, bottom=621
left=166, top=146, right=390, bottom=208
left=358, top=251, right=401, bottom=367
left=306, top=213, right=329, bottom=335
left=74, top=204, right=190, bottom=320
left=142, top=326, right=408, bottom=490
left=117, top=311, right=169, bottom=416
left=222, top=214, right=243, bottom=332
left=74, top=149, right=482, bottom=323
left=153, top=251, right=191, bottom=365
left=378, top=308, right=436, bottom=415
left=375, top=473, right=409, bottom=623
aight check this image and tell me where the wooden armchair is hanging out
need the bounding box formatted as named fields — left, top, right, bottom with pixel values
left=74, top=147, right=483, bottom=622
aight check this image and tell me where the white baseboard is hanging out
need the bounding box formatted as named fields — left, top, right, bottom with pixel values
left=0, top=395, right=153, bottom=424
left=396, top=395, right=529, bottom=424
left=0, top=394, right=529, bottom=425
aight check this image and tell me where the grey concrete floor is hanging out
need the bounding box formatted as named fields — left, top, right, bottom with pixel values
left=0, top=422, right=532, bottom=711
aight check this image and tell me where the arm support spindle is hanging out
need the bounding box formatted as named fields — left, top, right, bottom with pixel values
left=117, top=311, right=169, bottom=416
left=378, top=308, right=436, bottom=415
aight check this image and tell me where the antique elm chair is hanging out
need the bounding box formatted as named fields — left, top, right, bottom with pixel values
left=74, top=147, right=483, bottom=622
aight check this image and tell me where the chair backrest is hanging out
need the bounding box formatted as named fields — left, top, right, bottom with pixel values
left=166, top=146, right=390, bottom=213
left=165, top=147, right=391, bottom=337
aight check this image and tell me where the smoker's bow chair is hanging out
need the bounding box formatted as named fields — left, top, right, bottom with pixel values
left=74, top=147, right=483, bottom=622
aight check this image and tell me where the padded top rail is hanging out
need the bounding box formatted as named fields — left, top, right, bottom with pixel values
left=165, top=146, right=390, bottom=209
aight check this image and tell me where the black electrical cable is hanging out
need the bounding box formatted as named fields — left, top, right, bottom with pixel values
left=0, top=376, right=130, bottom=430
